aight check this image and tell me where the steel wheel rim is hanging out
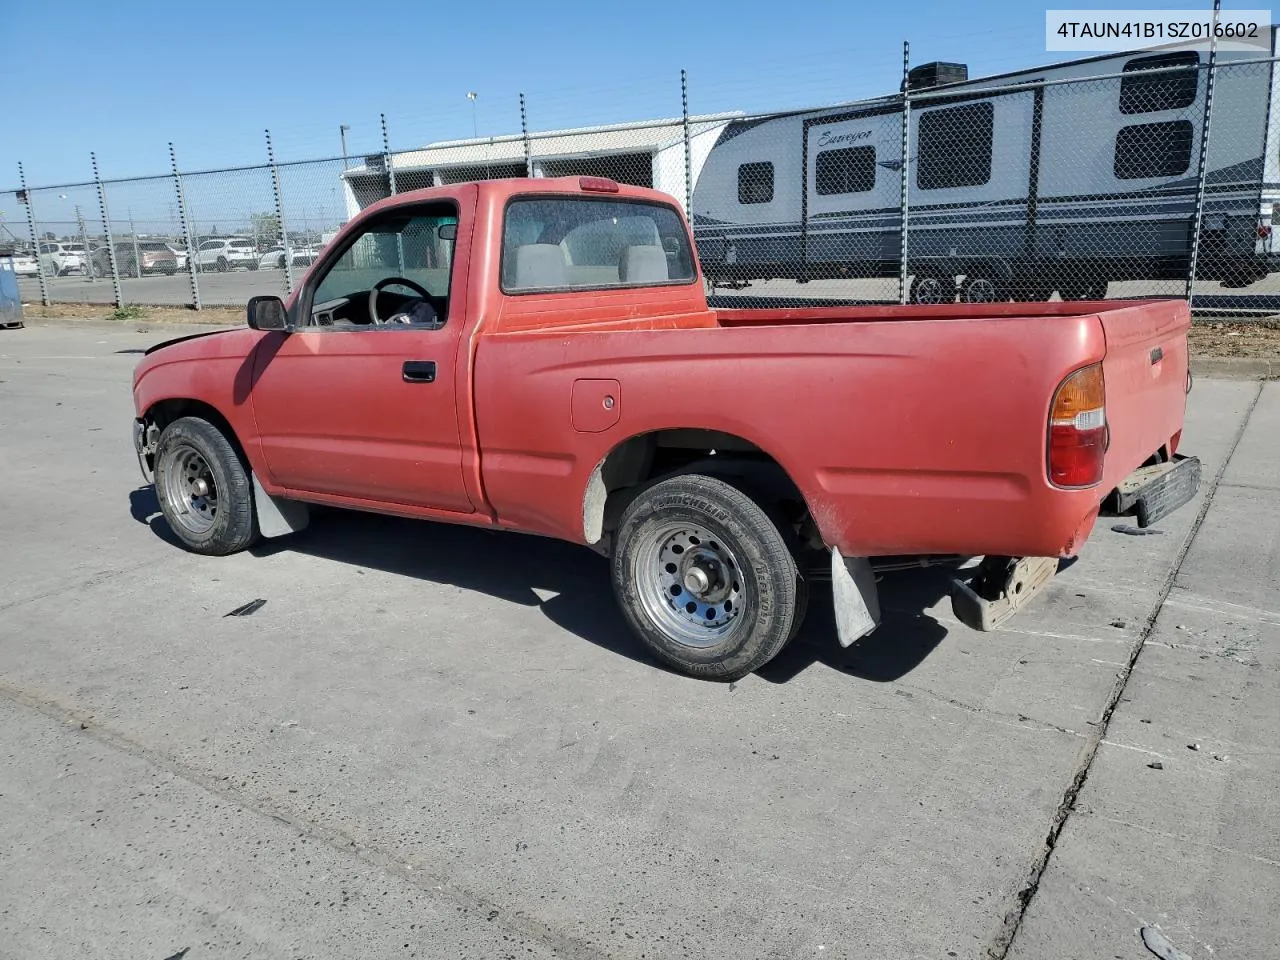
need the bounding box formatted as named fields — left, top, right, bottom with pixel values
left=633, top=520, right=746, bottom=649
left=161, top=444, right=219, bottom=535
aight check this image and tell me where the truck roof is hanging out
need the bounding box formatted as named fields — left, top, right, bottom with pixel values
left=357, top=176, right=681, bottom=220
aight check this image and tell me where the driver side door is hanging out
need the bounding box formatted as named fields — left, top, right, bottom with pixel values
left=248, top=202, right=474, bottom=514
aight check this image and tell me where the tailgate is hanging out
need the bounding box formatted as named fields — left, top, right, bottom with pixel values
left=1096, top=300, right=1191, bottom=486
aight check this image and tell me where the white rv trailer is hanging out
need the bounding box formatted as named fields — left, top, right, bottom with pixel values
left=691, top=30, right=1280, bottom=302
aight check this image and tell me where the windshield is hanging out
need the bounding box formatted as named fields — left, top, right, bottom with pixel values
left=313, top=211, right=458, bottom=306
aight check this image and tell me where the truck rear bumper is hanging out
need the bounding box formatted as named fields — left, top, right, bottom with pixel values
left=1101, top=454, right=1202, bottom=529
left=949, top=454, right=1201, bottom=632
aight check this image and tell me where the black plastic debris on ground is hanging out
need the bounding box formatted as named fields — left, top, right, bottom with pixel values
left=223, top=599, right=267, bottom=618
left=1112, top=524, right=1165, bottom=536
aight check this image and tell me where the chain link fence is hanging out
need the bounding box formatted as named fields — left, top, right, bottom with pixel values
left=5, top=56, right=1279, bottom=315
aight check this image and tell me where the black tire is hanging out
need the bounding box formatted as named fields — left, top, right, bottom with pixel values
left=153, top=416, right=259, bottom=555
left=611, top=474, right=805, bottom=681
left=909, top=274, right=957, bottom=304
left=216, top=257, right=228, bottom=273
left=960, top=275, right=1004, bottom=303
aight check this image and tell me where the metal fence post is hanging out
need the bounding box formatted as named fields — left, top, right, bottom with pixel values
left=17, top=163, right=50, bottom=307
left=265, top=130, right=294, bottom=295
left=898, top=41, right=911, bottom=305
left=520, top=93, right=533, bottom=177
left=91, top=152, right=123, bottom=309
left=681, top=69, right=693, bottom=217
left=381, top=113, right=405, bottom=273
left=169, top=142, right=201, bottom=310
left=129, top=209, right=141, bottom=280
left=1185, top=0, right=1222, bottom=306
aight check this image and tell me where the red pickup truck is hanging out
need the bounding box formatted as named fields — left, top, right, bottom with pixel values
left=132, top=176, right=1200, bottom=681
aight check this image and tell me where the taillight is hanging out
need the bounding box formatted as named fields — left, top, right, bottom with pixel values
left=1048, top=361, right=1107, bottom=488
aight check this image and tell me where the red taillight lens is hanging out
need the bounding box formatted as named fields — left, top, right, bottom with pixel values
left=579, top=176, right=620, bottom=193
left=1048, top=362, right=1107, bottom=488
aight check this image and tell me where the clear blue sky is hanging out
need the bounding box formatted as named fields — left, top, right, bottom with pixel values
left=0, top=0, right=1216, bottom=221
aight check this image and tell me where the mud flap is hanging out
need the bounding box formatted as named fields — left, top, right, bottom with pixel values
left=252, top=473, right=310, bottom=539
left=831, top=548, right=881, bottom=647
left=950, top=556, right=1059, bottom=632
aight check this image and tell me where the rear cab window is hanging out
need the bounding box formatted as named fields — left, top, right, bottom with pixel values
left=500, top=195, right=696, bottom=293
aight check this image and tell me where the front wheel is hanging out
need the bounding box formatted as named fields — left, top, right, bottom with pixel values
left=154, top=416, right=259, bottom=555
left=611, top=474, right=806, bottom=681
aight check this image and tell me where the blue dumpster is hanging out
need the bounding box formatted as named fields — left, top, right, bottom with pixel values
left=0, top=252, right=22, bottom=328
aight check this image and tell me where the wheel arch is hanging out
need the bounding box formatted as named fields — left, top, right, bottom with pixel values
left=139, top=397, right=251, bottom=476
left=582, top=427, right=819, bottom=558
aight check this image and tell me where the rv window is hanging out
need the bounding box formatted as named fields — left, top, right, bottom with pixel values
left=916, top=101, right=993, bottom=190
left=815, top=146, right=876, bottom=195
left=1120, top=52, right=1199, bottom=115
left=738, top=162, right=774, bottom=204
left=1114, top=120, right=1193, bottom=180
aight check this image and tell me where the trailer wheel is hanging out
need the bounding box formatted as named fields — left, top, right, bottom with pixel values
left=960, top=276, right=1003, bottom=303
left=611, top=474, right=805, bottom=681
left=909, top=275, right=957, bottom=304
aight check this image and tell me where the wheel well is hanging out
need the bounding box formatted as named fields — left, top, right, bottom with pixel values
left=141, top=398, right=249, bottom=472
left=585, top=429, right=818, bottom=557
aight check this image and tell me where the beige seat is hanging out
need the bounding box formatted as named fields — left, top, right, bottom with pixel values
left=619, top=244, right=669, bottom=284
left=514, top=244, right=567, bottom=289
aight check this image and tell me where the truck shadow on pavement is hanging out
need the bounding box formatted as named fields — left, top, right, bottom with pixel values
left=130, top=488, right=958, bottom=684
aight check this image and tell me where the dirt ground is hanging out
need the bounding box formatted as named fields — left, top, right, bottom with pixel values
left=18, top=302, right=1280, bottom=360
left=1187, top=318, right=1280, bottom=358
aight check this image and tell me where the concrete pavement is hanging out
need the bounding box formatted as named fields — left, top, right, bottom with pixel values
left=0, top=322, right=1274, bottom=960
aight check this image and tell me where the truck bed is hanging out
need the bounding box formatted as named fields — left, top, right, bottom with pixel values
left=476, top=298, right=1190, bottom=560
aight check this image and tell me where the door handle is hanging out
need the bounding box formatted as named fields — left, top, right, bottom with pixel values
left=402, top=360, right=437, bottom=383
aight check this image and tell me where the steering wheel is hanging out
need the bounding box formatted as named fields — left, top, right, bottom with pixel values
left=368, top=276, right=432, bottom=325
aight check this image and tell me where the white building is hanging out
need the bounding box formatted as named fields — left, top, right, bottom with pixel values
left=339, top=113, right=742, bottom=218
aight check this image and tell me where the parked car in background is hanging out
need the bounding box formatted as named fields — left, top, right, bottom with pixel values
left=257, top=245, right=321, bottom=271
left=6, top=248, right=39, bottom=276
left=166, top=241, right=189, bottom=271
left=38, top=241, right=87, bottom=276
left=93, top=240, right=179, bottom=277
left=195, top=238, right=258, bottom=272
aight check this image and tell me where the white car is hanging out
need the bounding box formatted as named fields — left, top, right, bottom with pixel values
left=38, top=241, right=87, bottom=276
left=166, top=242, right=189, bottom=271
left=8, top=251, right=39, bottom=277
left=194, top=238, right=258, bottom=272
left=257, top=245, right=320, bottom=271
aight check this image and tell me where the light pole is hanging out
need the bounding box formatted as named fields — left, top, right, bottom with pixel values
left=58, top=193, right=93, bottom=281
left=339, top=124, right=350, bottom=170
left=467, top=92, right=490, bottom=178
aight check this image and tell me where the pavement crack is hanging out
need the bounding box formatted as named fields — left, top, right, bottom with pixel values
left=984, top=379, right=1265, bottom=960
left=0, top=678, right=614, bottom=960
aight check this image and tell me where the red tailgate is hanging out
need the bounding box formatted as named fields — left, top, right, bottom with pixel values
left=1095, top=299, right=1191, bottom=488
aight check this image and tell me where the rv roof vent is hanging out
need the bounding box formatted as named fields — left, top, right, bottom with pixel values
left=907, top=62, right=968, bottom=91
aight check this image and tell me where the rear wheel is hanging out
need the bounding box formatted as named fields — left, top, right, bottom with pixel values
left=611, top=474, right=805, bottom=681
left=154, top=416, right=259, bottom=555
left=909, top=274, right=957, bottom=304
left=960, top=275, right=1003, bottom=303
